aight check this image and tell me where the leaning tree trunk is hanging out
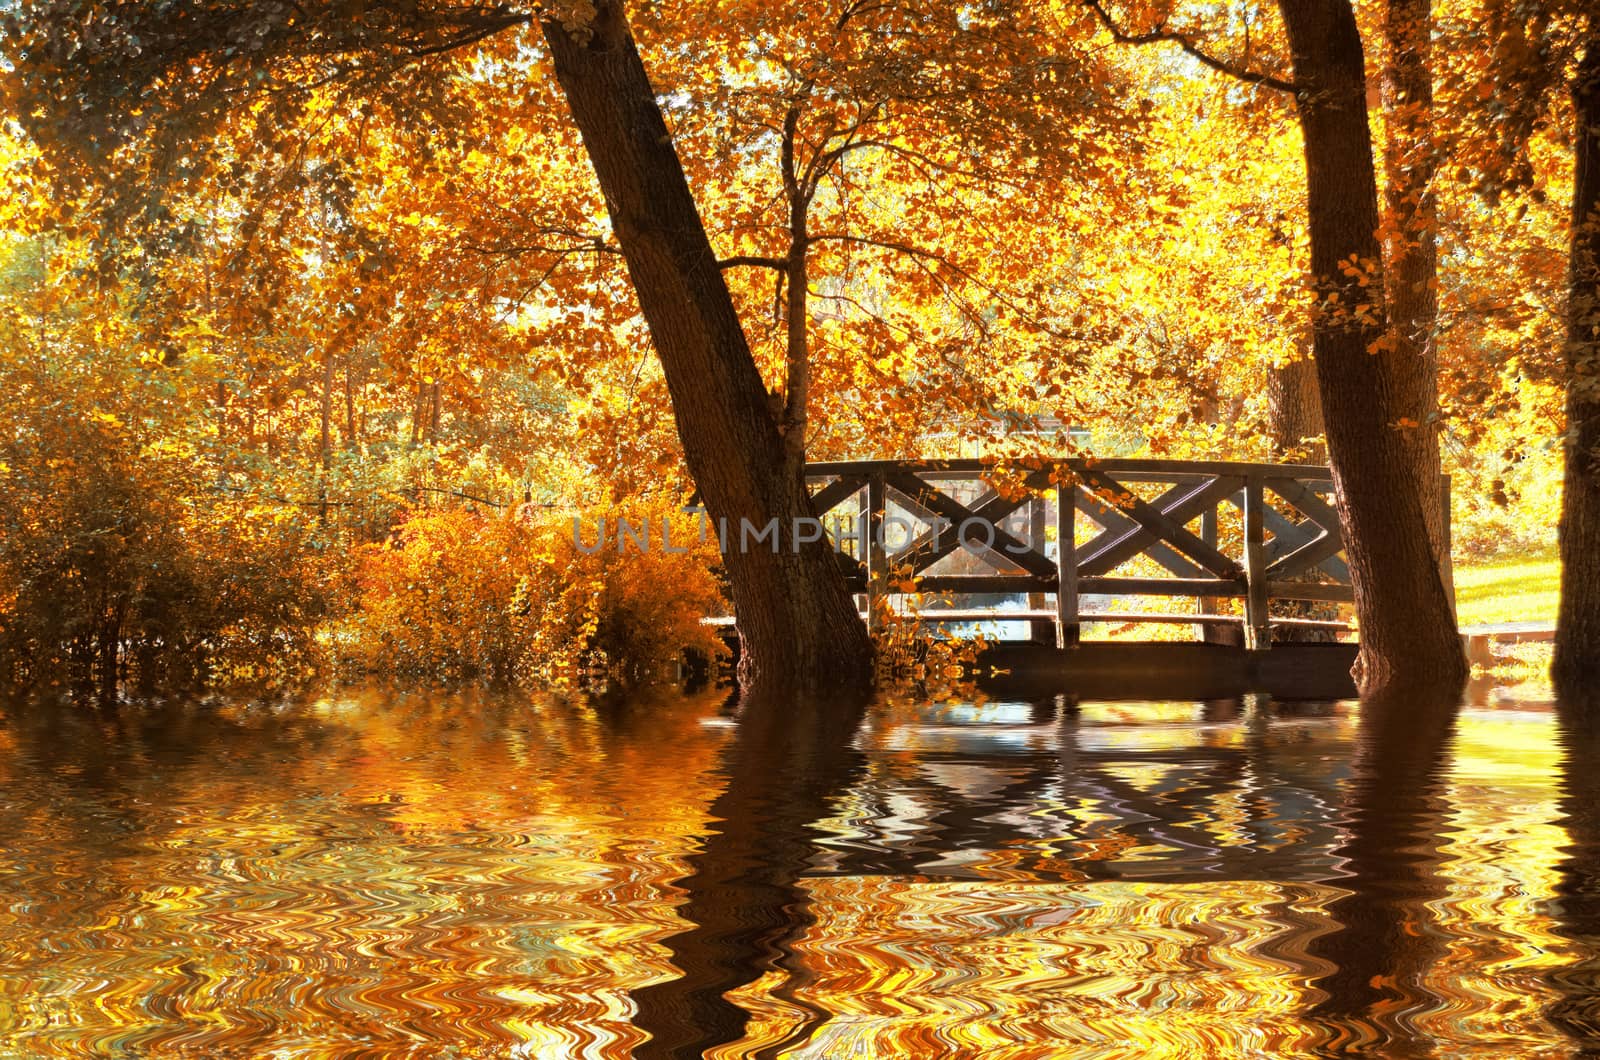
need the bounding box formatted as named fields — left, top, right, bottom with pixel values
left=1555, top=32, right=1600, bottom=697
left=1382, top=0, right=1453, bottom=609
left=1276, top=0, right=1466, bottom=696
left=541, top=4, right=873, bottom=698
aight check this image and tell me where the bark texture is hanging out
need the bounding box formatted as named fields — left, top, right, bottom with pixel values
left=1275, top=0, right=1466, bottom=696
left=1556, top=33, right=1600, bottom=696
left=1268, top=338, right=1326, bottom=462
left=1268, top=339, right=1338, bottom=643
left=1382, top=0, right=1452, bottom=602
left=541, top=4, right=873, bottom=698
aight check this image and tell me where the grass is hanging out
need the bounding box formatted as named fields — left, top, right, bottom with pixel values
left=1452, top=548, right=1559, bottom=682
left=1454, top=548, right=1560, bottom=628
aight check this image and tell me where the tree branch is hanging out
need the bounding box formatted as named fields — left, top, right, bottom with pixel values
left=1083, top=0, right=1298, bottom=94
left=460, top=231, right=619, bottom=258
left=717, top=254, right=787, bottom=271
left=780, top=102, right=811, bottom=464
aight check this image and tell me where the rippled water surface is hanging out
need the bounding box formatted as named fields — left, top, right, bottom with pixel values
left=2, top=685, right=1599, bottom=1058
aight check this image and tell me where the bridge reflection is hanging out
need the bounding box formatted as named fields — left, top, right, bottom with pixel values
left=626, top=691, right=1591, bottom=1057
left=812, top=696, right=1357, bottom=884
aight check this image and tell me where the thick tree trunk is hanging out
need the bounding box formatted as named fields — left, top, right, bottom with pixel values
left=1555, top=35, right=1600, bottom=696
left=541, top=4, right=873, bottom=698
left=1276, top=0, right=1465, bottom=696
left=1382, top=0, right=1453, bottom=606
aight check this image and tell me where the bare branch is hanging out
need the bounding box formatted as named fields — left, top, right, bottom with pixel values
left=399, top=13, right=532, bottom=58
left=460, top=229, right=619, bottom=258
left=802, top=100, right=887, bottom=198
left=1084, top=0, right=1298, bottom=94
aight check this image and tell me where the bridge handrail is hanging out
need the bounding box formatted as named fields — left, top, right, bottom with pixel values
left=799, top=457, right=1447, bottom=650
left=805, top=457, right=1336, bottom=480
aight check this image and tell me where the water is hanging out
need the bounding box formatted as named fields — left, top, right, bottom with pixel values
left=0, top=685, right=1597, bottom=1058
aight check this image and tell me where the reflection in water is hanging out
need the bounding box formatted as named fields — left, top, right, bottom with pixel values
left=1304, top=692, right=1458, bottom=1057
left=1552, top=700, right=1600, bottom=1054
left=628, top=691, right=869, bottom=1059
left=0, top=686, right=1593, bottom=1056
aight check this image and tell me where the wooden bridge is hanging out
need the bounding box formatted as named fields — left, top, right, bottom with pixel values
left=801, top=458, right=1389, bottom=651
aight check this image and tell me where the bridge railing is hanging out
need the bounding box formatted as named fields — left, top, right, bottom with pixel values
left=804, top=458, right=1441, bottom=650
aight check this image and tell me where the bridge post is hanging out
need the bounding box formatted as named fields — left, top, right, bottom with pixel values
left=1028, top=494, right=1054, bottom=644
left=1056, top=478, right=1079, bottom=647
left=1195, top=504, right=1220, bottom=642
left=866, top=473, right=886, bottom=634
left=1243, top=478, right=1270, bottom=650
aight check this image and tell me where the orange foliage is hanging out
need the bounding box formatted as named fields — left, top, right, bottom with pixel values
left=350, top=505, right=725, bottom=683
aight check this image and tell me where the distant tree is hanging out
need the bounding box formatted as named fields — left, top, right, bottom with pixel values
left=1382, top=0, right=1451, bottom=601
left=1441, top=0, right=1600, bottom=693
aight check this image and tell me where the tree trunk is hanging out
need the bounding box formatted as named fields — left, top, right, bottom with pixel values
left=1275, top=0, right=1465, bottom=696
left=1269, top=338, right=1338, bottom=643
left=541, top=3, right=873, bottom=698
left=1556, top=33, right=1600, bottom=696
left=1382, top=0, right=1453, bottom=607
left=344, top=363, right=358, bottom=451
left=1196, top=393, right=1243, bottom=644
left=319, top=352, right=334, bottom=469
left=1268, top=337, right=1325, bottom=462
left=319, top=350, right=334, bottom=525
left=95, top=594, right=125, bottom=708
left=780, top=105, right=812, bottom=477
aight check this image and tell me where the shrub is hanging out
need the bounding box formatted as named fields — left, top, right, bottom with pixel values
left=0, top=391, right=325, bottom=696
left=350, top=503, right=726, bottom=682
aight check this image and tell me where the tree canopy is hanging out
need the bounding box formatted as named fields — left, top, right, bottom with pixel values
left=0, top=0, right=1589, bottom=698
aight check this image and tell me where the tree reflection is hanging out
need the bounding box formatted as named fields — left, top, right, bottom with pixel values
left=628, top=689, right=871, bottom=1059
left=1305, top=690, right=1460, bottom=1057
left=1549, top=693, right=1600, bottom=1053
